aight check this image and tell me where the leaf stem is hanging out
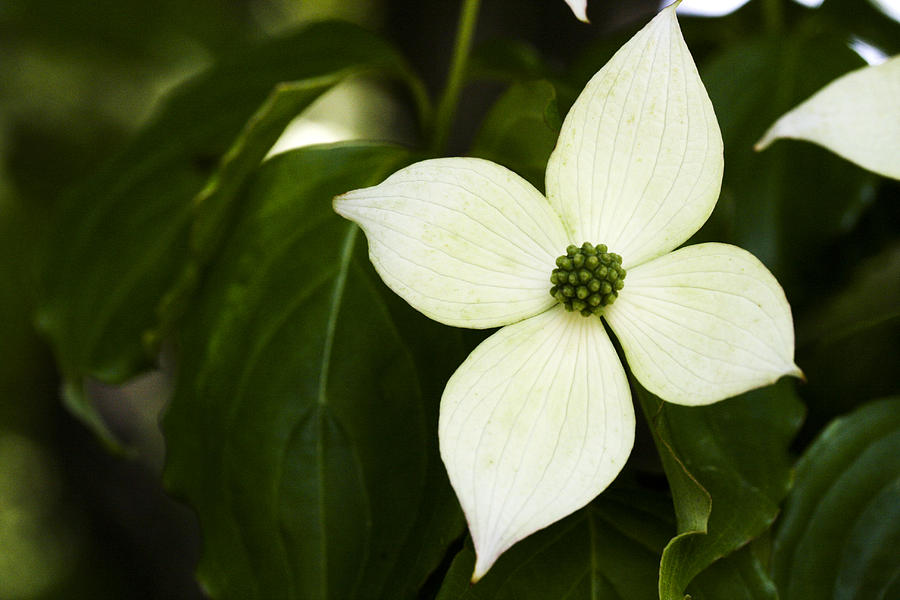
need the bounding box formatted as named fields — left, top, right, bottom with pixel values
left=430, top=0, right=481, bottom=154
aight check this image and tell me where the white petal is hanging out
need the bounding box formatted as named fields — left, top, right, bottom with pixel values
left=334, top=158, right=569, bottom=328
left=756, top=56, right=900, bottom=180
left=545, top=2, right=723, bottom=267
left=604, top=243, right=802, bottom=406
left=438, top=306, right=634, bottom=580
left=564, top=0, right=589, bottom=22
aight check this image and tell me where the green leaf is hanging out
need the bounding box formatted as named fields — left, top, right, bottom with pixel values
left=35, top=21, right=425, bottom=436
left=467, top=39, right=549, bottom=83
left=157, top=76, right=352, bottom=334
left=164, top=143, right=465, bottom=599
left=688, top=542, right=778, bottom=600
left=436, top=489, right=674, bottom=600
left=699, top=32, right=876, bottom=294
left=469, top=80, right=561, bottom=190
left=773, top=397, right=900, bottom=600
left=636, top=380, right=804, bottom=600
left=436, top=488, right=780, bottom=600
left=796, top=243, right=900, bottom=421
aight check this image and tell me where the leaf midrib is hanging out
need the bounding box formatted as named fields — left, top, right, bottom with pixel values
left=315, top=224, right=360, bottom=600
left=204, top=212, right=342, bottom=599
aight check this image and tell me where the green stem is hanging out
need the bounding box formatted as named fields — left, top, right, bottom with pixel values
left=430, top=0, right=481, bottom=154
left=762, top=0, right=784, bottom=34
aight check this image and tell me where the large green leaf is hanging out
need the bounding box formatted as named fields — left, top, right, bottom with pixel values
left=699, top=32, right=876, bottom=296
left=436, top=489, right=674, bottom=600
left=469, top=80, right=561, bottom=191
left=164, top=143, right=465, bottom=599
left=636, top=380, right=804, bottom=600
left=35, top=21, right=426, bottom=435
left=773, top=397, right=900, bottom=600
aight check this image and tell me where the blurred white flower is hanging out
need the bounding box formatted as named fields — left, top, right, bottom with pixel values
left=756, top=56, right=900, bottom=180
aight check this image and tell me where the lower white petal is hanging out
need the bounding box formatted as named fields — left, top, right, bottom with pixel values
left=438, top=305, right=634, bottom=581
left=334, top=157, right=569, bottom=329
left=605, top=243, right=801, bottom=406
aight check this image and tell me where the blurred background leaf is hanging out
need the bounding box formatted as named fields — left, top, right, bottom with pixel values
left=467, top=38, right=549, bottom=83
left=795, top=242, right=900, bottom=436
left=469, top=79, right=561, bottom=190
left=34, top=20, right=425, bottom=442
left=156, top=75, right=379, bottom=337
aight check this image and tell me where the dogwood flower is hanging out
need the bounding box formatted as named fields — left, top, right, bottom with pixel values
left=334, top=3, right=800, bottom=581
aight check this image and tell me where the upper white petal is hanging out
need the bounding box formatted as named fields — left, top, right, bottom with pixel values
left=438, top=306, right=634, bottom=580
left=545, top=2, right=723, bottom=267
left=756, top=55, right=900, bottom=180
left=334, top=158, right=569, bottom=328
left=604, top=243, right=801, bottom=406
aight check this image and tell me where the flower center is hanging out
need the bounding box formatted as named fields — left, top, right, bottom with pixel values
left=549, top=242, right=626, bottom=316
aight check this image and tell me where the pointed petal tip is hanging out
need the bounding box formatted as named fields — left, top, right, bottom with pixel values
left=329, top=158, right=570, bottom=328
left=470, top=551, right=497, bottom=584
left=754, top=129, right=776, bottom=152
left=607, top=244, right=799, bottom=406
left=545, top=0, right=722, bottom=263
left=564, top=0, right=589, bottom=22
left=773, top=363, right=804, bottom=387
left=332, top=189, right=354, bottom=217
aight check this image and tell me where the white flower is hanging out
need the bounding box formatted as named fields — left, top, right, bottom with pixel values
left=334, top=3, right=800, bottom=581
left=756, top=55, right=900, bottom=180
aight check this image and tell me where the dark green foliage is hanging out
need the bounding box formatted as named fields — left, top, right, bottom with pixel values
left=34, top=20, right=423, bottom=439
left=773, top=398, right=900, bottom=600
left=8, top=1, right=899, bottom=598
left=164, top=145, right=467, bottom=599
left=636, top=381, right=804, bottom=600
left=699, top=31, right=874, bottom=293
left=469, top=79, right=561, bottom=190
left=436, top=490, right=673, bottom=600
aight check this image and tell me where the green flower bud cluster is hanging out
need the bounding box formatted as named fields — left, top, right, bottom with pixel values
left=549, top=242, right=626, bottom=316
